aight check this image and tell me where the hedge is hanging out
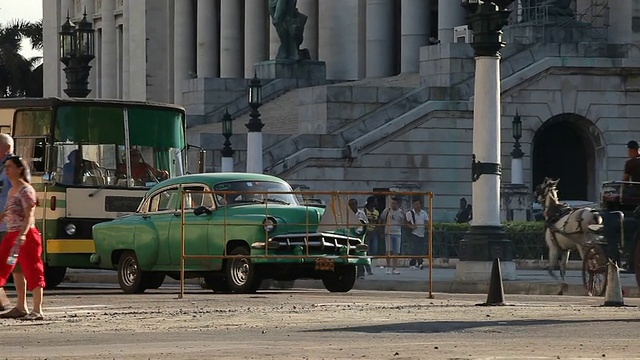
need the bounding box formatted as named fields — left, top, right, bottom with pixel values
left=428, top=221, right=553, bottom=260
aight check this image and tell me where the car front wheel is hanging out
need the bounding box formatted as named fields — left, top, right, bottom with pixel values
left=225, top=247, right=261, bottom=294
left=322, top=265, right=356, bottom=293
left=117, top=251, right=148, bottom=294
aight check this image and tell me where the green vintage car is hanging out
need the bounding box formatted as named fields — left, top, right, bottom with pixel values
left=91, top=173, right=369, bottom=294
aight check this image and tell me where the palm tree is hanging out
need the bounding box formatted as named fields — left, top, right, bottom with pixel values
left=0, top=19, right=43, bottom=97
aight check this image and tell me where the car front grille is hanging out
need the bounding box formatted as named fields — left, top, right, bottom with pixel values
left=268, top=232, right=362, bottom=251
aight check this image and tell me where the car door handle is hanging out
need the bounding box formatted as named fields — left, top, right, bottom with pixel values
left=173, top=211, right=181, bottom=217
left=142, top=214, right=150, bottom=219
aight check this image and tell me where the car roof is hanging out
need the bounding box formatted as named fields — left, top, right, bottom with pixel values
left=147, top=173, right=289, bottom=193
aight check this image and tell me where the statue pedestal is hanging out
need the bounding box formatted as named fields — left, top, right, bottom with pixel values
left=500, top=183, right=532, bottom=222
left=254, top=60, right=326, bottom=81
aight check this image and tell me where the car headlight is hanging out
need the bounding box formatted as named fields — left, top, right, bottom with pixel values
left=263, top=217, right=277, bottom=232
left=65, top=223, right=77, bottom=236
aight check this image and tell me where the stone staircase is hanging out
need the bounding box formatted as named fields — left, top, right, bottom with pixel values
left=188, top=42, right=639, bottom=174
left=261, top=43, right=640, bottom=177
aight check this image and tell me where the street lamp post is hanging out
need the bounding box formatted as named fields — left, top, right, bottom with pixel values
left=59, top=10, right=95, bottom=98
left=221, top=109, right=235, bottom=172
left=456, top=0, right=516, bottom=281
left=245, top=73, right=264, bottom=173
left=510, top=111, right=524, bottom=184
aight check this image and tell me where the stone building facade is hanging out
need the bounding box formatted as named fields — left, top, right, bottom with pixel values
left=42, top=0, right=640, bottom=221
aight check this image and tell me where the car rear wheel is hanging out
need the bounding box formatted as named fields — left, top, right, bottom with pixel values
left=225, top=247, right=261, bottom=294
left=322, top=265, right=356, bottom=293
left=146, top=273, right=165, bottom=289
left=117, top=251, right=148, bottom=294
left=44, top=265, right=67, bottom=289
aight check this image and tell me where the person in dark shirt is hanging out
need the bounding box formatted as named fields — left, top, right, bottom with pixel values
left=623, top=140, right=640, bottom=182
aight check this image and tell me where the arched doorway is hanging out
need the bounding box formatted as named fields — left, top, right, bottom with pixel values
left=532, top=113, right=603, bottom=201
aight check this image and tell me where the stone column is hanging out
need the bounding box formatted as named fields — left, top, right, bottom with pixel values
left=437, top=0, right=467, bottom=44
left=455, top=2, right=515, bottom=283
left=101, top=0, right=117, bottom=98
left=173, top=0, right=195, bottom=104
left=43, top=0, right=62, bottom=97
left=82, top=0, right=96, bottom=97
left=472, top=56, right=502, bottom=227
left=608, top=0, right=632, bottom=44
left=197, top=0, right=219, bottom=78
left=220, top=0, right=243, bottom=78
left=401, top=0, right=430, bottom=73
left=244, top=0, right=268, bottom=78
left=122, top=2, right=130, bottom=99
left=511, top=156, right=523, bottom=184
left=365, top=0, right=394, bottom=78
left=127, top=0, right=147, bottom=100
left=319, top=1, right=363, bottom=80
left=59, top=0, right=74, bottom=97
left=298, top=0, right=319, bottom=60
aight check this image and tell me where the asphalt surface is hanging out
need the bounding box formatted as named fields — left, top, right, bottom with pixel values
left=61, top=259, right=640, bottom=298
left=2, top=289, right=640, bottom=359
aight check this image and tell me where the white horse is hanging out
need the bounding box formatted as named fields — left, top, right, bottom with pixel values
left=535, top=178, right=602, bottom=280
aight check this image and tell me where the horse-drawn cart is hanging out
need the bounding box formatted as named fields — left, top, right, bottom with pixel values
left=537, top=178, right=640, bottom=296
left=582, top=181, right=640, bottom=296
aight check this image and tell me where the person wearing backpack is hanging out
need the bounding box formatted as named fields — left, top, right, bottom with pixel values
left=406, top=198, right=429, bottom=269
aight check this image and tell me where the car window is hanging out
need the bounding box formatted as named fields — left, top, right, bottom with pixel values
left=212, top=180, right=298, bottom=206
left=181, top=185, right=214, bottom=210
left=148, top=188, right=180, bottom=212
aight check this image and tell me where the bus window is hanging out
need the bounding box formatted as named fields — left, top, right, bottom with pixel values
left=52, top=105, right=185, bottom=188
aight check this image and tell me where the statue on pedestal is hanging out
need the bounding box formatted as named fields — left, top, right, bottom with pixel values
left=268, top=0, right=310, bottom=61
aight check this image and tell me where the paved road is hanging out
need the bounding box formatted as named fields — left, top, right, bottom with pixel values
left=1, top=288, right=639, bottom=359
left=63, top=262, right=640, bottom=297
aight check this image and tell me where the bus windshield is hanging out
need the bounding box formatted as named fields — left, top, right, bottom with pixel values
left=14, top=104, right=186, bottom=188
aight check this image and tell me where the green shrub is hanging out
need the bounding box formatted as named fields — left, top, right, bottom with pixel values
left=428, top=221, right=548, bottom=259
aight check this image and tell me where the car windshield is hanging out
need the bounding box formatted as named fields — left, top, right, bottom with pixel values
left=213, top=181, right=299, bottom=206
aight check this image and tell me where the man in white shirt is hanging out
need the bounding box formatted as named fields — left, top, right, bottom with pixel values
left=380, top=197, right=404, bottom=275
left=406, top=198, right=429, bottom=269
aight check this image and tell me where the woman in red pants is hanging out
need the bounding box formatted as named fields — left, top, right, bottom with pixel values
left=0, top=156, right=45, bottom=320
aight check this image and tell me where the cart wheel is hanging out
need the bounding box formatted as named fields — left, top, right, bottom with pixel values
left=582, top=245, right=608, bottom=296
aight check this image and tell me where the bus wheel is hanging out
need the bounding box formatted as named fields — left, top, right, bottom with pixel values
left=44, top=265, right=67, bottom=289
left=117, top=251, right=148, bottom=294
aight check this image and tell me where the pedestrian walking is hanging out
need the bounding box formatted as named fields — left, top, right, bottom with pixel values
left=0, top=156, right=45, bottom=320
left=0, top=134, right=29, bottom=316
left=406, top=198, right=429, bottom=269
left=380, top=197, right=404, bottom=275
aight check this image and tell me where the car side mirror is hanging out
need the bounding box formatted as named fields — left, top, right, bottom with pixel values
left=193, top=206, right=212, bottom=216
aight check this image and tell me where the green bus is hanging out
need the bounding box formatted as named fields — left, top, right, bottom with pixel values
left=0, top=97, right=188, bottom=288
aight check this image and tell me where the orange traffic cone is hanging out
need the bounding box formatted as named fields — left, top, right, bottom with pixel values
left=477, top=258, right=508, bottom=306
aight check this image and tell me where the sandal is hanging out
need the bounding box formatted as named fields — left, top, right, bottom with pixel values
left=20, top=311, right=44, bottom=321
left=0, top=307, right=28, bottom=319
left=0, top=302, right=10, bottom=312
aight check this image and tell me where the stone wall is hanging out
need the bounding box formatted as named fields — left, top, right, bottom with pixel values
left=298, top=85, right=413, bottom=134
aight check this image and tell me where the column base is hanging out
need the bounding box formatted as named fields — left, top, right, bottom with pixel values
left=455, top=260, right=517, bottom=281
left=459, top=225, right=513, bottom=262
left=254, top=59, right=327, bottom=80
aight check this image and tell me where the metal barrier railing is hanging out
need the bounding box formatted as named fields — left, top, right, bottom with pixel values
left=177, top=189, right=434, bottom=299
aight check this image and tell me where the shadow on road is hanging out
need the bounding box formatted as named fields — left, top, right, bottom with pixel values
left=305, top=318, right=640, bottom=334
